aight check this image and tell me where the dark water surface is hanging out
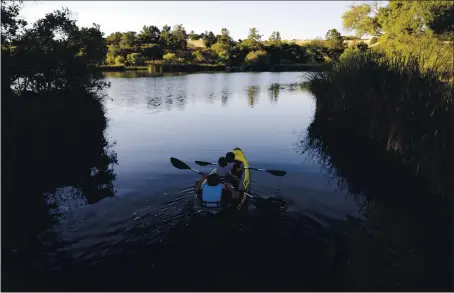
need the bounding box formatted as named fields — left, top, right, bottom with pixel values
left=4, top=71, right=450, bottom=291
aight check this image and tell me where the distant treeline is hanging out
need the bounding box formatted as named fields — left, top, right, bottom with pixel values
left=102, top=26, right=361, bottom=70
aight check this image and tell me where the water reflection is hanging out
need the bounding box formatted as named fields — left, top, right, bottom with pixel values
left=103, top=71, right=188, bottom=78
left=3, top=92, right=118, bottom=247
left=294, top=99, right=454, bottom=291
left=268, top=83, right=281, bottom=103
left=247, top=86, right=260, bottom=107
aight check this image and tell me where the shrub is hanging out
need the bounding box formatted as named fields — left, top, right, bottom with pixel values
left=356, top=42, right=368, bottom=52
left=163, top=52, right=177, bottom=63
left=369, top=37, right=378, bottom=45
left=192, top=51, right=205, bottom=63
left=115, top=55, right=125, bottom=65
left=126, top=53, right=145, bottom=66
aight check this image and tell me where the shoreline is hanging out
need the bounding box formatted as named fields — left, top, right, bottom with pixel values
left=97, top=63, right=331, bottom=73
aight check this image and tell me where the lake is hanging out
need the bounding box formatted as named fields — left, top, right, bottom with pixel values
left=5, top=71, right=419, bottom=291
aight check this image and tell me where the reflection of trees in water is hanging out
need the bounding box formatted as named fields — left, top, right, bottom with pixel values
left=247, top=86, right=260, bottom=107
left=3, top=92, right=118, bottom=250
left=268, top=83, right=281, bottom=103
left=221, top=89, right=230, bottom=106
left=294, top=109, right=453, bottom=291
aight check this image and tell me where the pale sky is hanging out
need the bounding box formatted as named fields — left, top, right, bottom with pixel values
left=18, top=1, right=360, bottom=40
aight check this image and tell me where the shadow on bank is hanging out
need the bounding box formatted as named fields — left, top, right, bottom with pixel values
left=295, top=51, right=453, bottom=291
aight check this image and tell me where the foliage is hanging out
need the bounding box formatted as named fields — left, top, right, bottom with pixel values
left=243, top=27, right=263, bottom=49
left=163, top=52, right=177, bottom=63
left=369, top=36, right=378, bottom=45
left=191, top=50, right=205, bottom=63
left=115, top=55, right=125, bottom=65
left=126, top=53, right=145, bottom=66
left=307, top=47, right=453, bottom=199
left=342, top=4, right=381, bottom=38
left=137, top=25, right=160, bottom=44
left=202, top=31, right=216, bottom=48
left=268, top=31, right=282, bottom=46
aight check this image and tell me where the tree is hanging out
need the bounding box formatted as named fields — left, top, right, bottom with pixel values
left=140, top=43, right=163, bottom=60
left=160, top=25, right=172, bottom=48
left=244, top=27, right=263, bottom=49
left=342, top=4, right=380, bottom=38
left=126, top=53, right=145, bottom=66
left=163, top=52, right=177, bottom=63
left=189, top=30, right=200, bottom=40
left=106, top=32, right=122, bottom=46
left=325, top=28, right=343, bottom=50
left=137, top=25, right=160, bottom=44
left=247, top=27, right=262, bottom=42
left=218, top=28, right=233, bottom=45
left=119, top=31, right=137, bottom=48
left=202, top=31, right=216, bottom=48
left=268, top=31, right=282, bottom=46
left=5, top=7, right=108, bottom=94
left=171, top=24, right=188, bottom=50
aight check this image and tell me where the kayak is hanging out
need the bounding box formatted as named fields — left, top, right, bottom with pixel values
left=193, top=147, right=251, bottom=215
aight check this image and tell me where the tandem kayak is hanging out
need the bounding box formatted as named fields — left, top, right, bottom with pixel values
left=193, top=147, right=251, bottom=215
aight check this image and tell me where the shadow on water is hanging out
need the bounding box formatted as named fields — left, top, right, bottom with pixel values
left=2, top=90, right=118, bottom=289
left=294, top=101, right=453, bottom=291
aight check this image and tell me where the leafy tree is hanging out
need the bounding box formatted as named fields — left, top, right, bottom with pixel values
left=244, top=49, right=269, bottom=69
left=202, top=31, right=216, bottom=48
left=137, top=25, right=160, bottom=44
left=119, top=31, right=137, bottom=48
left=189, top=30, right=201, bottom=40
left=325, top=29, right=343, bottom=47
left=115, top=55, right=125, bottom=65
left=342, top=4, right=380, bottom=38
left=163, top=52, right=177, bottom=63
left=6, top=7, right=107, bottom=94
left=126, top=53, right=145, bottom=66
left=218, top=28, right=233, bottom=45
left=192, top=50, right=205, bottom=63
left=140, top=43, right=163, bottom=60
left=243, top=27, right=263, bottom=49
left=106, top=32, right=122, bottom=46
left=171, top=24, right=187, bottom=50
left=268, top=31, right=282, bottom=46
left=160, top=25, right=172, bottom=48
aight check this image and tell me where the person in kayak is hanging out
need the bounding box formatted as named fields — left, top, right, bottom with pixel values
left=211, top=156, right=240, bottom=186
left=226, top=152, right=243, bottom=178
left=194, top=173, right=236, bottom=207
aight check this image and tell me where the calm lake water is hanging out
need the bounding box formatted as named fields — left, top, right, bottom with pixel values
left=7, top=71, right=426, bottom=291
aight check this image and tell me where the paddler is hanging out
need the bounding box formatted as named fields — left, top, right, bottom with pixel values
left=211, top=156, right=240, bottom=187
left=226, top=152, right=243, bottom=175
left=194, top=173, right=236, bottom=207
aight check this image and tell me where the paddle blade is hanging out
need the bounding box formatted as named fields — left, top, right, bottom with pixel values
left=195, top=161, right=214, bottom=166
left=266, top=170, right=287, bottom=176
left=170, top=157, right=191, bottom=170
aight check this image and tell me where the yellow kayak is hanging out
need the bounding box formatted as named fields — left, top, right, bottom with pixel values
left=193, top=147, right=252, bottom=215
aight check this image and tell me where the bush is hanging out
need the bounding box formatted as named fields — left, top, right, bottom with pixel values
left=307, top=50, right=454, bottom=198
left=369, top=37, right=378, bottom=45
left=191, top=51, right=205, bottom=63
left=356, top=42, right=368, bottom=52
left=126, top=53, right=145, bottom=66
left=115, top=55, right=125, bottom=65
left=163, top=52, right=177, bottom=63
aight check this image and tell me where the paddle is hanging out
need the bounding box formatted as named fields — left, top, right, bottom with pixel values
left=170, top=157, right=256, bottom=199
left=194, top=160, right=287, bottom=176
left=170, top=157, right=204, bottom=175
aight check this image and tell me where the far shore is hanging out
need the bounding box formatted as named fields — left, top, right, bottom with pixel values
left=97, top=63, right=331, bottom=73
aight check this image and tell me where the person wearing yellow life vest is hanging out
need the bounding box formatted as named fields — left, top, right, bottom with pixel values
left=194, top=173, right=236, bottom=208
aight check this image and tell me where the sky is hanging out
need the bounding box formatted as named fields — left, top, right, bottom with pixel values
left=18, top=1, right=360, bottom=40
